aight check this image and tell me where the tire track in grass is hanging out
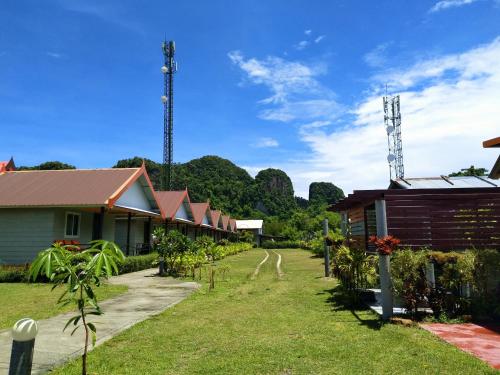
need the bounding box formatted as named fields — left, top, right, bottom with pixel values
left=252, top=250, right=270, bottom=279
left=272, top=250, right=284, bottom=278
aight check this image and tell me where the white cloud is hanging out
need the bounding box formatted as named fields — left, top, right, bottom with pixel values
left=304, top=29, right=312, bottom=35
left=46, top=52, right=63, bottom=59
left=300, top=120, right=332, bottom=130
left=299, top=37, right=500, bottom=195
left=429, top=0, right=480, bottom=12
left=314, top=35, right=325, bottom=44
left=363, top=42, right=392, bottom=68
left=253, top=137, right=279, bottom=148
left=231, top=38, right=500, bottom=198
left=294, top=40, right=310, bottom=50
left=228, top=51, right=341, bottom=123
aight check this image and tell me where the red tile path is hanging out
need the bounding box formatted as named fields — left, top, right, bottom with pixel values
left=421, top=323, right=500, bottom=370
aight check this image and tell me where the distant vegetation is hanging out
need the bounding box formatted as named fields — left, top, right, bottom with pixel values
left=448, top=165, right=488, bottom=177
left=308, top=182, right=345, bottom=205
left=17, top=161, right=76, bottom=170
left=18, top=155, right=345, bottom=242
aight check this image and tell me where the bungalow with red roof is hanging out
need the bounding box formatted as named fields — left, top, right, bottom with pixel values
left=190, top=202, right=216, bottom=239
left=210, top=209, right=227, bottom=241
left=0, top=164, right=162, bottom=264
left=0, top=157, right=15, bottom=173
left=154, top=189, right=197, bottom=237
left=229, top=218, right=237, bottom=233
left=221, top=215, right=230, bottom=232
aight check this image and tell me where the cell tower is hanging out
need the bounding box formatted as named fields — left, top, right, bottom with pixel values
left=161, top=40, right=177, bottom=191
left=383, top=94, right=404, bottom=180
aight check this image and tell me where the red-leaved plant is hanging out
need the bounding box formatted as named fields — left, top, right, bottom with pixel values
left=369, top=235, right=400, bottom=255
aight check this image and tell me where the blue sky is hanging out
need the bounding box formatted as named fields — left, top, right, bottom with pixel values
left=1, top=0, right=499, bottom=197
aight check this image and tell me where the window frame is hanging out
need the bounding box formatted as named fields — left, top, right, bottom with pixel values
left=64, top=212, right=81, bottom=238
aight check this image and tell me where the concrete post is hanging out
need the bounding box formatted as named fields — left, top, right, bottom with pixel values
left=323, top=219, right=330, bottom=277
left=9, top=318, right=38, bottom=375
left=375, top=199, right=393, bottom=320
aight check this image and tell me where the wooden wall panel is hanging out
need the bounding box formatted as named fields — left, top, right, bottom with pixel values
left=385, top=190, right=500, bottom=251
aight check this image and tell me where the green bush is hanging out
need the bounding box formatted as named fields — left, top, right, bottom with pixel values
left=331, top=245, right=377, bottom=291
left=391, top=249, right=430, bottom=317
left=390, top=248, right=499, bottom=320
left=118, top=252, right=158, bottom=274
left=261, top=240, right=304, bottom=249
left=217, top=238, right=230, bottom=246
left=0, top=268, right=28, bottom=282
left=471, top=249, right=500, bottom=319
left=239, top=231, right=255, bottom=243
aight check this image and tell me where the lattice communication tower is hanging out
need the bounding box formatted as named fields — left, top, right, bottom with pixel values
left=383, top=95, right=404, bottom=180
left=161, top=40, right=177, bottom=190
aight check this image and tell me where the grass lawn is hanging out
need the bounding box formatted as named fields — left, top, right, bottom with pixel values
left=53, top=249, right=496, bottom=374
left=0, top=282, right=128, bottom=330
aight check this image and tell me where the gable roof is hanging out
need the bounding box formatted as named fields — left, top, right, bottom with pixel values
left=191, top=202, right=212, bottom=226
left=489, top=156, right=500, bottom=179
left=235, top=220, right=263, bottom=230
left=221, top=215, right=230, bottom=231
left=155, top=189, right=194, bottom=221
left=229, top=218, right=237, bottom=232
left=0, top=157, right=15, bottom=173
left=0, top=166, right=161, bottom=213
left=390, top=176, right=498, bottom=189
left=210, top=210, right=222, bottom=230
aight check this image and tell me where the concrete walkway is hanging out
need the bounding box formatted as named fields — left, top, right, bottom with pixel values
left=421, top=323, right=500, bottom=370
left=0, top=269, right=199, bottom=374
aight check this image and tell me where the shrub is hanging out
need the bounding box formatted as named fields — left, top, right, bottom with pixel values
left=369, top=235, right=400, bottom=255
left=118, top=252, right=158, bottom=274
left=471, top=249, right=500, bottom=319
left=308, top=231, right=344, bottom=256
left=261, top=240, right=303, bottom=249
left=391, top=249, right=429, bottom=317
left=239, top=231, right=255, bottom=243
left=331, top=245, right=377, bottom=291
left=218, top=238, right=230, bottom=246
left=0, top=268, right=28, bottom=282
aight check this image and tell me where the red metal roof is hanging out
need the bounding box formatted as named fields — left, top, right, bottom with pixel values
left=190, top=202, right=212, bottom=226
left=0, top=167, right=153, bottom=208
left=0, top=158, right=15, bottom=173
left=210, top=210, right=222, bottom=229
left=155, top=190, right=192, bottom=221
left=229, top=218, right=237, bottom=232
left=221, top=215, right=230, bottom=231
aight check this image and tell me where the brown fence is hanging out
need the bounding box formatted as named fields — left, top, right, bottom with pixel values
left=385, top=190, right=500, bottom=250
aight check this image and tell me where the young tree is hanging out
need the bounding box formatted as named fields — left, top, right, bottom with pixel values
left=29, top=240, right=125, bottom=375
left=154, top=229, right=190, bottom=274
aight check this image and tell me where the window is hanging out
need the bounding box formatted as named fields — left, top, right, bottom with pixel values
left=65, top=212, right=81, bottom=238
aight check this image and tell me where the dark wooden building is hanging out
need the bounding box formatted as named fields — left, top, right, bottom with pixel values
left=330, top=176, right=500, bottom=252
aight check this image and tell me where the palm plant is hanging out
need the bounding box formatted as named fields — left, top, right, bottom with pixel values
left=29, top=240, right=125, bottom=375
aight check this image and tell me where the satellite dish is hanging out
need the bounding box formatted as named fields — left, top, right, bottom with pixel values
left=161, top=66, right=168, bottom=74
left=386, top=125, right=394, bottom=134
left=161, top=95, right=168, bottom=103
left=387, top=153, right=396, bottom=163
